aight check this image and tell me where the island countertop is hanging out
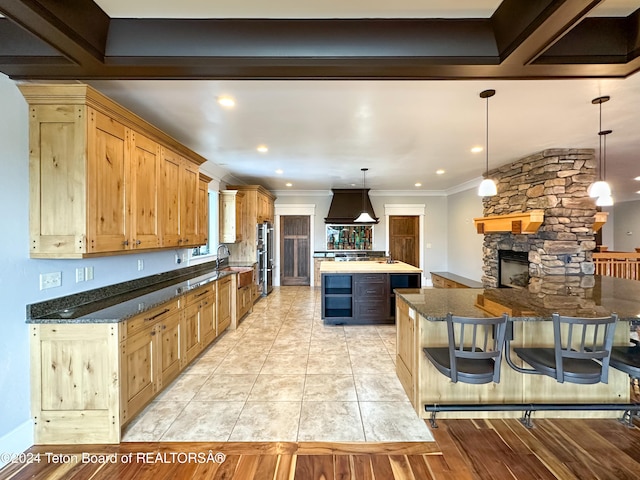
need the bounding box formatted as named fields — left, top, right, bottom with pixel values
left=395, top=275, right=640, bottom=322
left=320, top=260, right=422, bottom=274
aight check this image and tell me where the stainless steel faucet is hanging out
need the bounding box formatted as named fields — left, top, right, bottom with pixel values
left=216, top=244, right=230, bottom=269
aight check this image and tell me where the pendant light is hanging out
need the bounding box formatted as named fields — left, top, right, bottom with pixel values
left=354, top=168, right=375, bottom=223
left=588, top=95, right=612, bottom=200
left=595, top=129, right=613, bottom=206
left=478, top=89, right=497, bottom=196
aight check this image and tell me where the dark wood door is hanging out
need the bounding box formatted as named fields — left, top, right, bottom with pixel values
left=389, top=216, right=420, bottom=267
left=280, top=216, right=310, bottom=286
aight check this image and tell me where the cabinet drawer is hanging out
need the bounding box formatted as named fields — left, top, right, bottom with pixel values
left=431, top=275, right=445, bottom=288
left=127, top=300, right=179, bottom=336
left=184, top=283, right=214, bottom=305
left=354, top=273, right=386, bottom=284
left=355, top=282, right=386, bottom=298
left=354, top=300, right=388, bottom=319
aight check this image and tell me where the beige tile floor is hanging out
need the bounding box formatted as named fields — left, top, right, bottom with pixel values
left=122, top=286, right=433, bottom=443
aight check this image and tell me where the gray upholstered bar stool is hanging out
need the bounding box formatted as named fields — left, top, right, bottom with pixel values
left=423, top=313, right=509, bottom=384
left=512, top=313, right=618, bottom=384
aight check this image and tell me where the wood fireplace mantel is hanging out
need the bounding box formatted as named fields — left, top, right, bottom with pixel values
left=473, top=210, right=544, bottom=234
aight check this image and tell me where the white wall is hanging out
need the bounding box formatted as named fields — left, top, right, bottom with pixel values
left=446, top=187, right=484, bottom=281
left=0, top=74, right=208, bottom=459
left=612, top=200, right=640, bottom=251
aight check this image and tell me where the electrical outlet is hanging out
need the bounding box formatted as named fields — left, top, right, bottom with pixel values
left=137, top=259, right=144, bottom=271
left=85, top=266, right=94, bottom=281
left=39, top=272, right=61, bottom=290
left=175, top=253, right=181, bottom=264
left=75, top=267, right=85, bottom=283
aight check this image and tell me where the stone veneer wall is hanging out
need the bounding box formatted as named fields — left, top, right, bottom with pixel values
left=482, top=149, right=597, bottom=287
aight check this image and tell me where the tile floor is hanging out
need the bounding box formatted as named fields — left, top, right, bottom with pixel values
left=122, top=286, right=433, bottom=443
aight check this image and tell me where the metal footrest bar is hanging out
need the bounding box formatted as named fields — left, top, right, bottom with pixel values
left=425, top=403, right=640, bottom=429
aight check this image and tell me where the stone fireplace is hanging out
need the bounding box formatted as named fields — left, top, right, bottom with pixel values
left=482, top=149, right=598, bottom=288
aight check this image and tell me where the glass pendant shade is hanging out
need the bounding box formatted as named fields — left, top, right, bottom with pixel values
left=478, top=178, right=497, bottom=196
left=354, top=211, right=376, bottom=223
left=588, top=180, right=611, bottom=198
left=596, top=194, right=614, bottom=207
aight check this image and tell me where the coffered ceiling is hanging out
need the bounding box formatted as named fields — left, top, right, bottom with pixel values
left=1, top=0, right=640, bottom=201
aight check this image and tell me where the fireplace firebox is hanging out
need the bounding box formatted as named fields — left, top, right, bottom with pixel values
left=499, top=250, right=530, bottom=288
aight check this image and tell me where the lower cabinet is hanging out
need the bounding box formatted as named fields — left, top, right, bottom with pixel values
left=217, top=275, right=233, bottom=333
left=237, top=284, right=253, bottom=320
left=395, top=298, right=415, bottom=402
left=29, top=274, right=235, bottom=445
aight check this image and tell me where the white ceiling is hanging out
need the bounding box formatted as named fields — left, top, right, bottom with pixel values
left=86, top=0, right=640, bottom=202
left=94, top=0, right=639, bottom=18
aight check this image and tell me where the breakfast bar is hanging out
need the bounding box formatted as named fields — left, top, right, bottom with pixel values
left=395, top=275, right=639, bottom=420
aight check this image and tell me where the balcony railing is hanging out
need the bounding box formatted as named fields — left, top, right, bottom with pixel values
left=593, top=251, right=640, bottom=281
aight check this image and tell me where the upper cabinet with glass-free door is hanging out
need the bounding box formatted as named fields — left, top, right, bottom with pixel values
left=19, top=84, right=208, bottom=258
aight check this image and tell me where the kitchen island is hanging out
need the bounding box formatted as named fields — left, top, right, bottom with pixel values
left=321, top=260, right=421, bottom=324
left=395, top=275, right=638, bottom=420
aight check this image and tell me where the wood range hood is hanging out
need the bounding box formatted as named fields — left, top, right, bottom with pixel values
left=324, top=189, right=379, bottom=224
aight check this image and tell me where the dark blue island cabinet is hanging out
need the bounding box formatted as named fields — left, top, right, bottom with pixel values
left=321, top=271, right=421, bottom=325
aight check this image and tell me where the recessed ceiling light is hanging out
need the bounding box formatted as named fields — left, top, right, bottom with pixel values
left=471, top=146, right=483, bottom=153
left=436, top=169, right=445, bottom=175
left=635, top=176, right=640, bottom=181
left=257, top=145, right=269, bottom=153
left=636, top=190, right=640, bottom=194
left=217, top=96, right=235, bottom=108
left=286, top=182, right=293, bottom=187
left=275, top=169, right=284, bottom=174
left=415, top=183, right=422, bottom=187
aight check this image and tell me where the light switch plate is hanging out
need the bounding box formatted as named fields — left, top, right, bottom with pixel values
left=75, top=267, right=85, bottom=283
left=40, top=272, right=61, bottom=290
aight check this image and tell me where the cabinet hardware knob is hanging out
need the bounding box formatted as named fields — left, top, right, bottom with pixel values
left=136, top=240, right=141, bottom=245
left=123, top=240, right=129, bottom=246
left=150, top=330, right=156, bottom=336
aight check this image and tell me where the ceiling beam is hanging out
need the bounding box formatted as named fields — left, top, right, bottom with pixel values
left=0, top=0, right=110, bottom=66
left=0, top=0, right=638, bottom=80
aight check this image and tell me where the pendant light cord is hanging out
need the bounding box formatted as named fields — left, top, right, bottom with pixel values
left=598, top=100, right=603, bottom=181
left=485, top=95, right=489, bottom=178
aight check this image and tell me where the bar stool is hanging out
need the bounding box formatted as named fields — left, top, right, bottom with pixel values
left=423, top=313, right=509, bottom=384
left=512, top=313, right=618, bottom=384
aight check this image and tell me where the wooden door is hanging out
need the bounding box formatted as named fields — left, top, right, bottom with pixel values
left=389, top=216, right=420, bottom=267
left=180, top=160, right=199, bottom=246
left=280, top=216, right=310, bottom=286
left=87, top=108, right=128, bottom=253
left=130, top=130, right=160, bottom=249
left=200, top=290, right=216, bottom=346
left=159, top=148, right=181, bottom=247
left=183, top=302, right=201, bottom=363
left=216, top=276, right=232, bottom=334
left=158, top=311, right=181, bottom=388
left=122, top=326, right=156, bottom=422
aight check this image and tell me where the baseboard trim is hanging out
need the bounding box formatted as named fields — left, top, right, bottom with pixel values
left=0, top=419, right=33, bottom=469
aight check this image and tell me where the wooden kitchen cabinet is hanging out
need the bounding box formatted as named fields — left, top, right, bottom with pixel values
left=197, top=174, right=212, bottom=246
left=157, top=310, right=182, bottom=388
left=217, top=275, right=233, bottom=333
left=395, top=299, right=415, bottom=402
left=219, top=190, right=245, bottom=243
left=19, top=84, right=207, bottom=258
left=200, top=286, right=217, bottom=345
left=237, top=284, right=253, bottom=321
left=160, top=147, right=201, bottom=248
left=183, top=301, right=202, bottom=364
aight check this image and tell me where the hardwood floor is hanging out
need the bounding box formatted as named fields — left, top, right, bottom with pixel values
left=2, top=418, right=640, bottom=479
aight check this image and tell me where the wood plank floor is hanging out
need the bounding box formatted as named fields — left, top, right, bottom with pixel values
left=2, top=418, right=640, bottom=479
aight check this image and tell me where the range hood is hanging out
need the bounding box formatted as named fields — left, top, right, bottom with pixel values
left=325, top=189, right=379, bottom=224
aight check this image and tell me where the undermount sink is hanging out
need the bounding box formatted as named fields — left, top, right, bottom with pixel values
left=220, top=267, right=254, bottom=288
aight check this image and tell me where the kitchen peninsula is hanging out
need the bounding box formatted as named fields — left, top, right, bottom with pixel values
left=395, top=276, right=638, bottom=420
left=321, top=260, right=421, bottom=324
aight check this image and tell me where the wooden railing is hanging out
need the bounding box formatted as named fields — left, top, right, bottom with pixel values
left=593, top=252, right=640, bottom=281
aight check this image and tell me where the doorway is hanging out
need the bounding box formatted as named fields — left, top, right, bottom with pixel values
left=389, top=216, right=420, bottom=267
left=280, top=215, right=310, bottom=286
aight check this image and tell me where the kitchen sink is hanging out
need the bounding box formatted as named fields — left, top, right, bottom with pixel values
left=220, top=267, right=254, bottom=288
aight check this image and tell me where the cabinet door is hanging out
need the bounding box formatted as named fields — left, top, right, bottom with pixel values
left=122, top=326, right=156, bottom=423
left=180, top=161, right=199, bottom=247
left=183, top=302, right=202, bottom=363
left=159, top=148, right=181, bottom=247
left=396, top=299, right=414, bottom=400
left=130, top=131, right=160, bottom=249
left=158, top=311, right=181, bottom=389
left=217, top=277, right=232, bottom=333
left=196, top=178, right=209, bottom=246
left=219, top=191, right=244, bottom=243
left=200, top=291, right=216, bottom=347
left=87, top=108, right=129, bottom=253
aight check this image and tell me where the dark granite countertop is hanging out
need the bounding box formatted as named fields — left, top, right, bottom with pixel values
left=396, top=275, right=640, bottom=322
left=26, top=263, right=250, bottom=324
left=429, top=271, right=483, bottom=288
